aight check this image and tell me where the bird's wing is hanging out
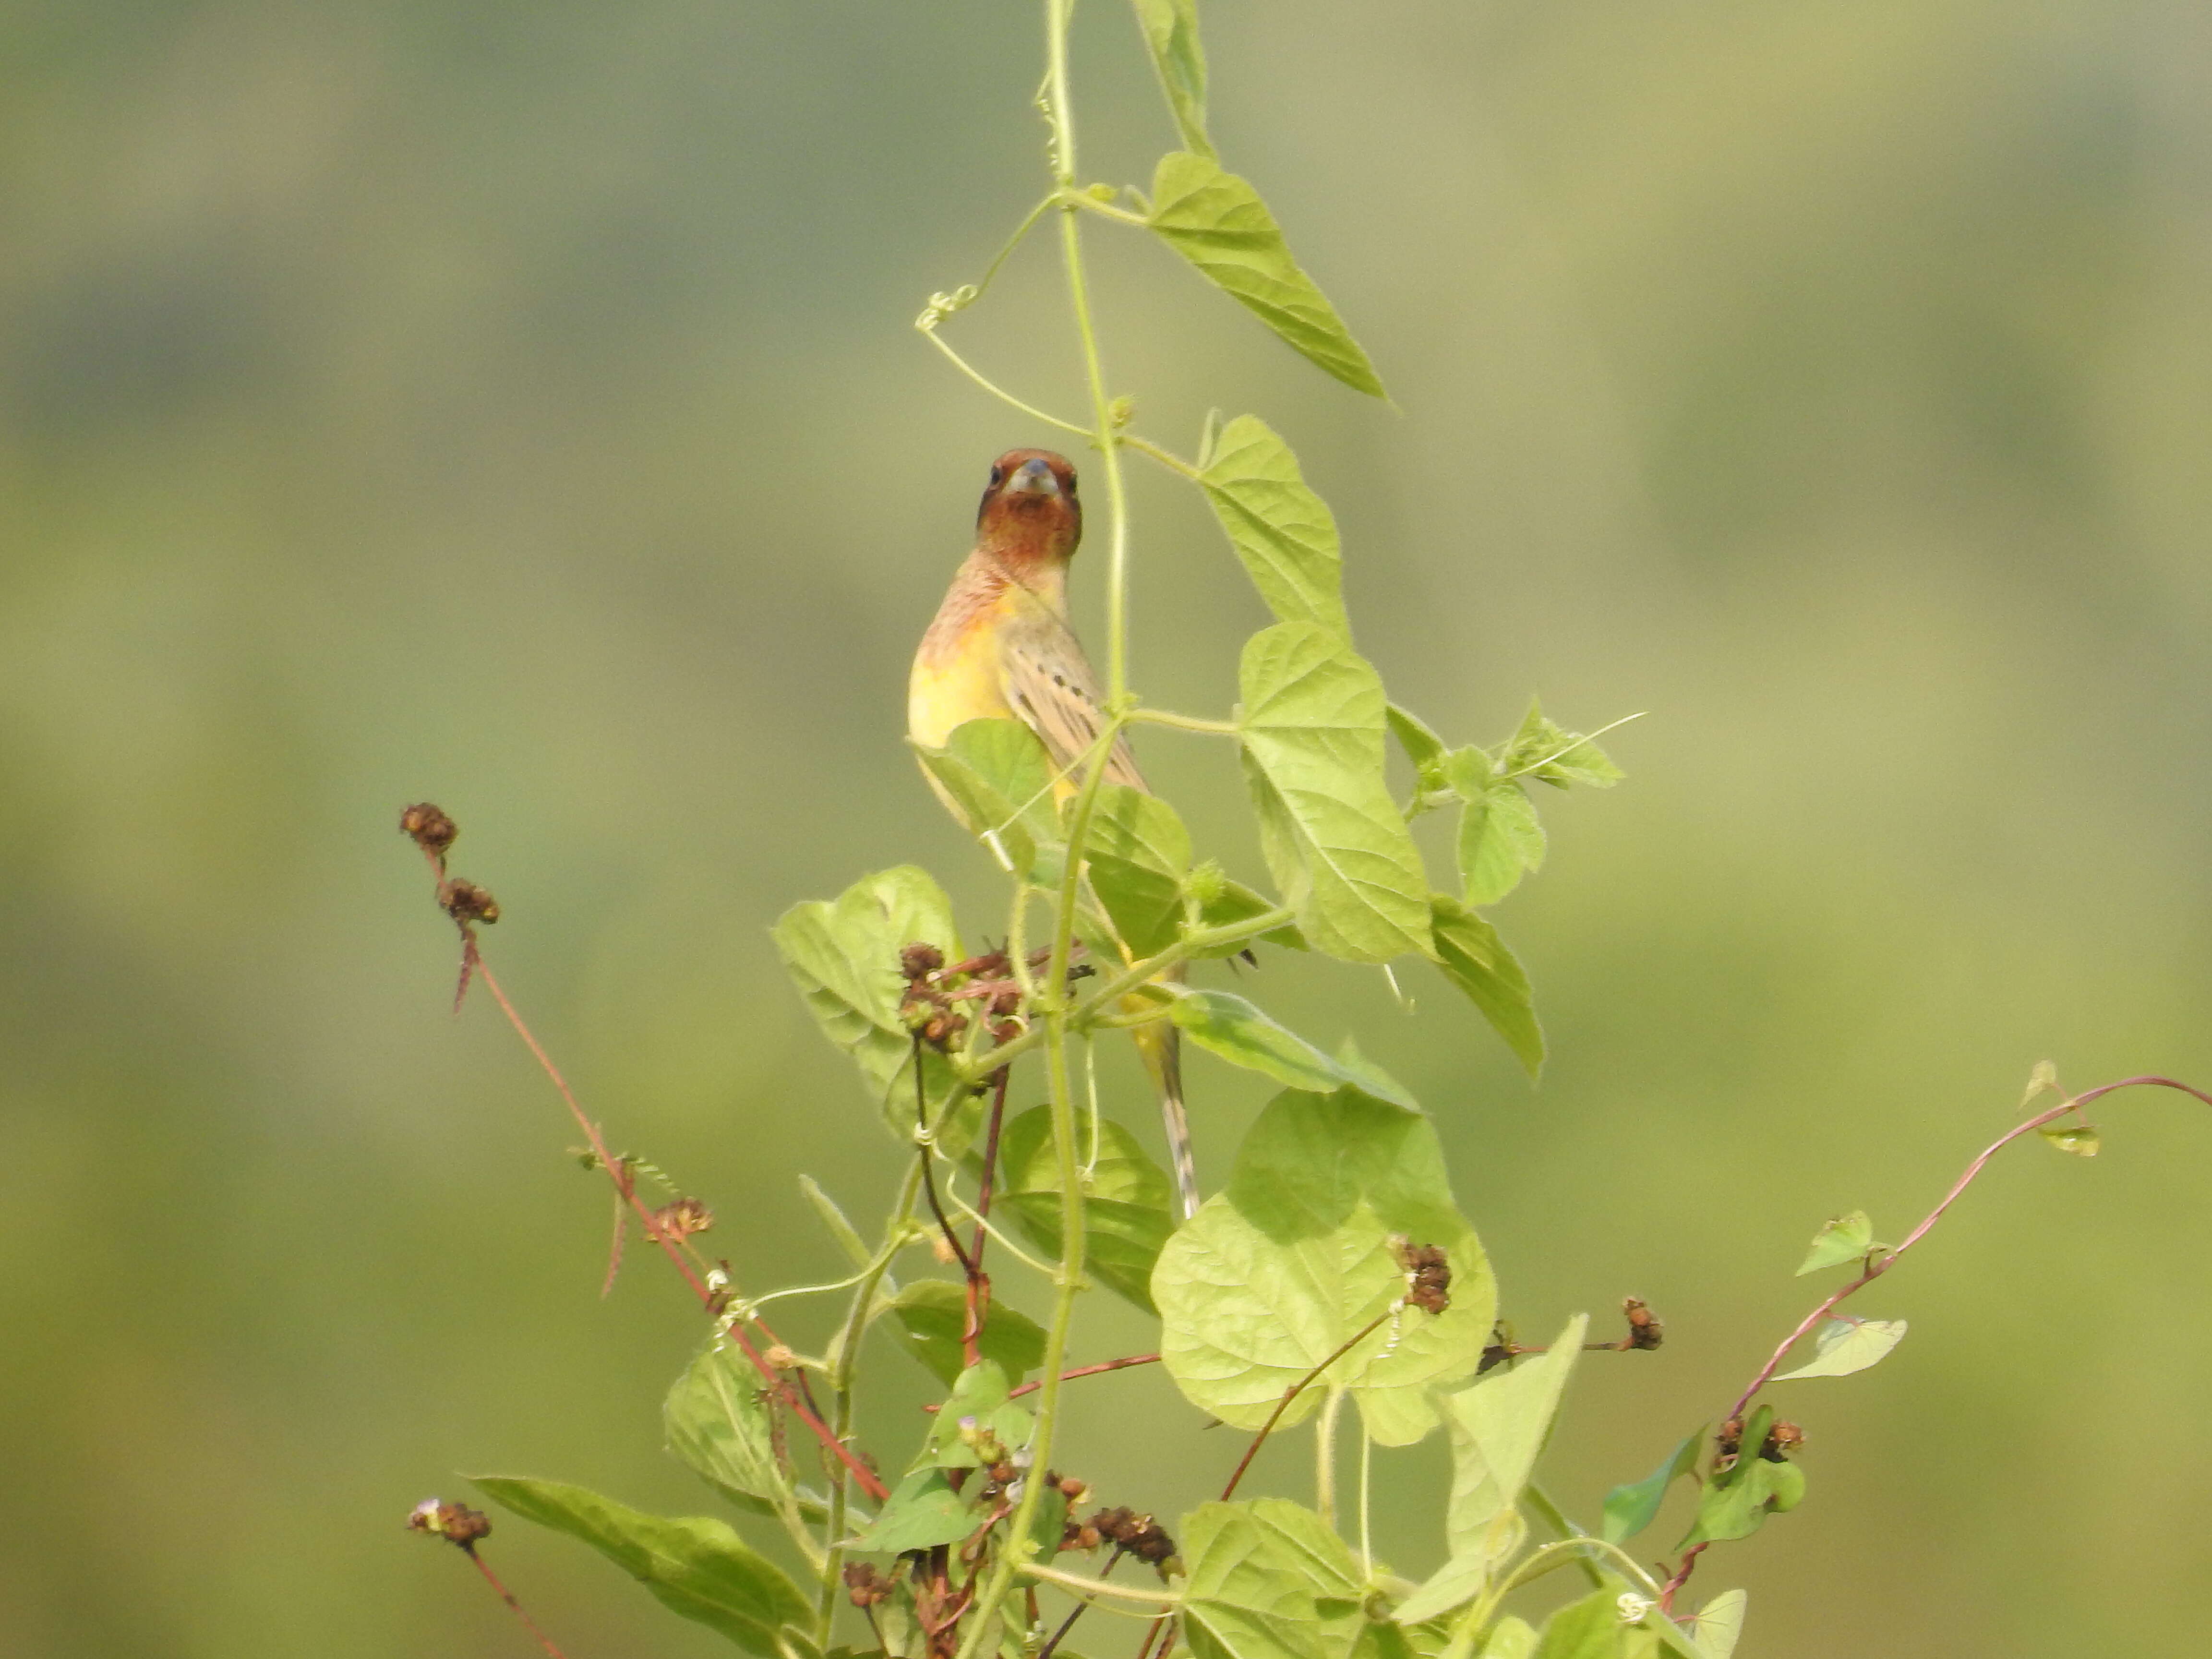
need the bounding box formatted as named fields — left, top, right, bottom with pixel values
left=998, top=608, right=1148, bottom=792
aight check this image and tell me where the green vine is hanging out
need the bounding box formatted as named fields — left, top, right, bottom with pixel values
left=396, top=10, right=2212, bottom=1659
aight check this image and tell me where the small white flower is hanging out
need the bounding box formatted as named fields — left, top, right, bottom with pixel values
left=1616, top=1591, right=1655, bottom=1625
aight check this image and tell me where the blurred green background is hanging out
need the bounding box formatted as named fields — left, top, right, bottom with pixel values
left=3, top=0, right=2208, bottom=1653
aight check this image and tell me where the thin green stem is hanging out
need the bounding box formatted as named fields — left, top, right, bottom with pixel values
left=1496, top=711, right=1648, bottom=782
left=816, top=1162, right=925, bottom=1647
left=1126, top=708, right=1239, bottom=735
left=1522, top=1484, right=1609, bottom=1591
left=977, top=193, right=1059, bottom=297
left=1314, top=1385, right=1346, bottom=1525
left=1064, top=190, right=1151, bottom=228
left=1125, top=433, right=1203, bottom=481
left=917, top=325, right=1090, bottom=437
left=1007, top=881, right=1039, bottom=1004
left=1073, top=905, right=1291, bottom=1021
left=1045, top=7, right=1133, bottom=703
left=1019, top=1564, right=1183, bottom=1607
left=1358, top=1425, right=1374, bottom=1577
left=952, top=300, right=1113, bottom=1659
left=942, top=1186, right=1059, bottom=1277
left=960, top=901, right=1295, bottom=1082
left=1458, top=1533, right=1664, bottom=1645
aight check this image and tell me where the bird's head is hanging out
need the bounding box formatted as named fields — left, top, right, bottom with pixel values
left=976, top=449, right=1081, bottom=565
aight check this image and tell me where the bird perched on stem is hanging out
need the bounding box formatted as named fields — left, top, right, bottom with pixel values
left=909, top=449, right=1198, bottom=1219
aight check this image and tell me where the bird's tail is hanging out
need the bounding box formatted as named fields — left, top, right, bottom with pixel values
left=1131, top=1007, right=1198, bottom=1221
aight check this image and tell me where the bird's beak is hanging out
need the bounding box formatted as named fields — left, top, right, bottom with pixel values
left=1004, top=459, right=1060, bottom=497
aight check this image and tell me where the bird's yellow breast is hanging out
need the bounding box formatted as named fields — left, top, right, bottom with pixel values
left=907, top=589, right=1023, bottom=751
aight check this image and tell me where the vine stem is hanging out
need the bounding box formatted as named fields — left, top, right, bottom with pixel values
left=1728, top=1074, right=2212, bottom=1421
left=1313, top=1385, right=1346, bottom=1525
left=961, top=902, right=1294, bottom=1082
left=946, top=12, right=1124, bottom=1651
left=1659, top=1071, right=2212, bottom=1611
left=1222, top=1306, right=1397, bottom=1502
left=435, top=884, right=889, bottom=1505
left=463, top=1546, right=573, bottom=1659
left=1043, top=0, right=1132, bottom=704
left=816, top=1161, right=926, bottom=1647
left=921, top=1352, right=1161, bottom=1414
left=966, top=1067, right=1015, bottom=1366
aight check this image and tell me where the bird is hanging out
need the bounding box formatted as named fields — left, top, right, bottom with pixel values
left=909, top=448, right=1198, bottom=1221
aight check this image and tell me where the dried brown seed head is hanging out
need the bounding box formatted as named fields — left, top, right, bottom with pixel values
left=901, top=943, right=945, bottom=981
left=1621, top=1297, right=1664, bottom=1349
left=1395, top=1238, right=1453, bottom=1315
left=408, top=1498, right=492, bottom=1546
left=843, top=1563, right=894, bottom=1607
left=439, top=879, right=500, bottom=926
left=653, top=1197, right=714, bottom=1239
left=400, top=803, right=458, bottom=860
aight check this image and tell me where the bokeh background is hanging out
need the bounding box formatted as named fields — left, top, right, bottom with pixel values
left=3, top=0, right=2208, bottom=1653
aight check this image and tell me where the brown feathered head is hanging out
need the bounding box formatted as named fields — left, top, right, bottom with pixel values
left=976, top=449, right=1082, bottom=565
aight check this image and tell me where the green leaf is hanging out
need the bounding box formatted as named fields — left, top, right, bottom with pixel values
left=1439, top=1316, right=1588, bottom=1555
left=890, top=1281, right=1049, bottom=1387
left=913, top=718, right=1064, bottom=884
left=1772, top=1316, right=1907, bottom=1382
left=1356, top=1622, right=1426, bottom=1659
left=2019, top=1058, right=2060, bottom=1108
left=1479, top=1620, right=1539, bottom=1659
left=1599, top=1428, right=1704, bottom=1545
left=1198, top=416, right=1349, bottom=637
left=849, top=1467, right=980, bottom=1555
left=2040, top=1120, right=2100, bottom=1156
left=1156, top=1089, right=1496, bottom=1445
left=665, top=1339, right=826, bottom=1523
left=1447, top=752, right=1546, bottom=909
left=1685, top=1590, right=1747, bottom=1659
left=1179, top=1499, right=1367, bottom=1659
left=1793, top=1211, right=1878, bottom=1276
left=771, top=866, right=962, bottom=1123
left=1171, top=988, right=1418, bottom=1110
left=1188, top=866, right=1309, bottom=956
left=921, top=1362, right=1034, bottom=1471
left=473, top=1476, right=814, bottom=1657
left=1390, top=1547, right=1497, bottom=1628
left=1147, top=152, right=1386, bottom=398
left=1429, top=897, right=1543, bottom=1079
left=1239, top=624, right=1432, bottom=964
left=1677, top=1410, right=1807, bottom=1548
left=798, top=1175, right=873, bottom=1270
left=1536, top=1590, right=1627, bottom=1659
left=1086, top=782, right=1193, bottom=958
left=1503, top=701, right=1624, bottom=790
left=1130, top=0, right=1214, bottom=159
left=1386, top=704, right=1448, bottom=775
left=998, top=1104, right=1176, bottom=1313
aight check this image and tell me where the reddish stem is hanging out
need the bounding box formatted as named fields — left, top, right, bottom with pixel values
left=1658, top=1072, right=2212, bottom=1610
left=446, top=897, right=888, bottom=1502
left=1009, top=1352, right=1161, bottom=1400
left=1221, top=1309, right=1395, bottom=1502
left=1726, top=1074, right=2212, bottom=1421
left=464, top=1546, right=573, bottom=1659
left=1656, top=1543, right=1707, bottom=1614
left=962, top=1068, right=1013, bottom=1370
left=921, top=1352, right=1161, bottom=1413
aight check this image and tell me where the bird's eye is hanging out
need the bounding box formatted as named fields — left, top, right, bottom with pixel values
left=989, top=466, right=1006, bottom=487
